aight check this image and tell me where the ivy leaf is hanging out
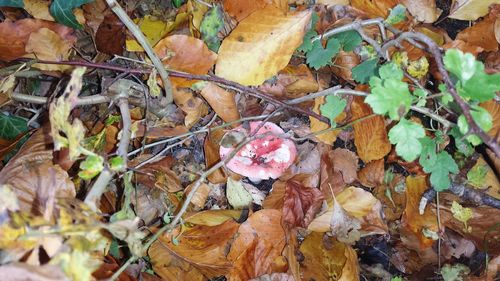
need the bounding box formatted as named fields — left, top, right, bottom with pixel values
left=388, top=119, right=425, bottom=162
left=0, top=0, right=23, bottom=7
left=306, top=38, right=340, bottom=70
left=200, top=5, right=224, bottom=52
left=297, top=13, right=319, bottom=53
left=50, top=0, right=94, bottom=29
left=422, top=151, right=459, bottom=191
left=320, top=95, right=347, bottom=126
left=385, top=4, right=407, bottom=25
left=0, top=113, right=28, bottom=140
left=365, top=74, right=413, bottom=120
left=352, top=58, right=378, bottom=84
left=335, top=30, right=362, bottom=52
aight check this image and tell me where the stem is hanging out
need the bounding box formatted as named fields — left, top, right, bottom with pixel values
left=105, top=0, right=173, bottom=104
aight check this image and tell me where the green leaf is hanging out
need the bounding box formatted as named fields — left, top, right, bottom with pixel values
left=0, top=0, right=23, bottom=7
left=379, top=63, right=404, bottom=80
left=109, top=156, right=125, bottom=172
left=366, top=75, right=413, bottom=120
left=419, top=136, right=437, bottom=168
left=297, top=13, right=319, bottom=53
left=49, top=0, right=94, bottom=29
left=440, top=263, right=470, bottom=281
left=457, top=106, right=492, bottom=146
left=335, top=30, right=362, bottom=52
left=449, top=127, right=474, bottom=156
left=0, top=113, right=28, bottom=140
left=320, top=95, right=347, bottom=126
left=352, top=58, right=378, bottom=84
left=172, top=0, right=185, bottom=8
left=385, top=4, right=407, bottom=25
left=306, top=38, right=340, bottom=70
left=451, top=201, right=473, bottom=233
left=388, top=119, right=425, bottom=162
left=460, top=71, right=500, bottom=102
left=438, top=83, right=454, bottom=106
left=200, top=5, right=224, bottom=52
left=78, top=154, right=104, bottom=180
left=422, top=151, right=458, bottom=191
left=413, top=88, right=428, bottom=107
left=444, top=49, right=480, bottom=82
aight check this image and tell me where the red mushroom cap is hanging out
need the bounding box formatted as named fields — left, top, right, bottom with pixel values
left=219, top=122, right=297, bottom=180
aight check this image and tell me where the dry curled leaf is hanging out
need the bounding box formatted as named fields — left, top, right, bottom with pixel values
left=282, top=180, right=324, bottom=229
left=401, top=0, right=442, bottom=23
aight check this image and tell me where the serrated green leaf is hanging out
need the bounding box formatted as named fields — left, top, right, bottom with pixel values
left=388, top=119, right=425, bottom=162
left=422, top=151, right=458, bottom=191
left=200, top=5, right=224, bottom=52
left=467, top=164, right=488, bottom=188
left=449, top=127, right=474, bottom=156
left=460, top=71, right=500, bottom=102
left=320, top=95, right=347, bottom=126
left=335, top=30, right=362, bottom=52
left=379, top=63, right=404, bottom=80
left=366, top=74, right=413, bottom=120
left=352, top=58, right=378, bottom=84
left=441, top=263, right=470, bottom=281
left=0, top=0, right=23, bottom=7
left=457, top=106, right=492, bottom=146
left=444, top=49, right=480, bottom=82
left=385, top=4, right=406, bottom=25
left=306, top=38, right=340, bottom=70
left=50, top=0, right=94, bottom=29
left=0, top=113, right=28, bottom=140
left=419, top=136, right=437, bottom=167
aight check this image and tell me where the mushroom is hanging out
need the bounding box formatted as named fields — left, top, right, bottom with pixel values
left=219, top=121, right=297, bottom=183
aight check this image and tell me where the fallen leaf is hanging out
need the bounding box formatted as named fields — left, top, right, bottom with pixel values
left=358, top=159, right=385, bottom=188
left=154, top=34, right=217, bottom=87
left=402, top=175, right=439, bottom=248
left=350, top=0, right=399, bottom=18
left=331, top=148, right=359, bottom=184
left=95, top=13, right=125, bottom=55
left=200, top=82, right=240, bottom=124
left=187, top=0, right=209, bottom=37
left=299, top=232, right=347, bottom=280
left=351, top=96, right=391, bottom=163
left=24, top=0, right=55, bottom=21
left=262, top=180, right=286, bottom=209
left=25, top=27, right=74, bottom=71
left=215, top=6, right=311, bottom=86
left=185, top=182, right=211, bottom=209
left=442, top=40, right=484, bottom=56
left=0, top=126, right=76, bottom=215
left=132, top=156, right=182, bottom=193
left=149, top=220, right=239, bottom=279
left=204, top=129, right=228, bottom=184
left=316, top=0, right=349, bottom=6
left=310, top=96, right=345, bottom=145
left=82, top=0, right=108, bottom=34
left=228, top=209, right=286, bottom=280
left=173, top=87, right=209, bottom=128
left=449, top=0, right=500, bottom=21
left=226, top=177, right=253, bottom=209
left=331, top=50, right=360, bottom=82
left=282, top=180, right=324, bottom=229
left=185, top=209, right=243, bottom=226
left=0, top=263, right=66, bottom=281
left=456, top=15, right=498, bottom=52
left=134, top=124, right=189, bottom=140
left=401, top=0, right=442, bottom=23
left=259, top=64, right=319, bottom=99
left=0, top=19, right=75, bottom=61
left=223, top=0, right=274, bottom=21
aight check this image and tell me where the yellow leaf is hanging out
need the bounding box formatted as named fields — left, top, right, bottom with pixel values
left=215, top=6, right=311, bottom=86
left=187, top=0, right=209, bottom=37
left=24, top=0, right=55, bottom=21
left=25, top=28, right=73, bottom=72
left=451, top=201, right=473, bottom=233
left=449, top=0, right=500, bottom=21
left=407, top=56, right=429, bottom=79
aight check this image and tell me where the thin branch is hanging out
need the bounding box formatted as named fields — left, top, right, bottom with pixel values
left=105, top=0, right=173, bottom=104
left=11, top=93, right=110, bottom=105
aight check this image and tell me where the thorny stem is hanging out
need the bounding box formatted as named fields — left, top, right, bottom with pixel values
left=105, top=0, right=174, bottom=104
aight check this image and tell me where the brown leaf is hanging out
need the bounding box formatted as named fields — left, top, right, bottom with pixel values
left=331, top=148, right=359, bottom=184
left=204, top=129, right=228, bottom=184
left=262, top=180, right=286, bottom=209
left=154, top=35, right=217, bottom=87
left=0, top=126, right=75, bottom=216
left=442, top=40, right=484, bottom=56
left=134, top=124, right=189, bottom=140
left=331, top=50, right=360, bottom=82
left=373, top=173, right=406, bottom=221
left=282, top=180, right=324, bottom=229
left=132, top=156, right=182, bottom=193
left=319, top=146, right=346, bottom=198
left=228, top=209, right=286, bottom=280
left=173, top=87, right=209, bottom=128
left=184, top=210, right=243, bottom=226
left=0, top=263, right=66, bottom=281
left=350, top=0, right=399, bottom=18
left=223, top=0, right=273, bottom=21
left=200, top=82, right=240, bottom=124
left=25, top=27, right=74, bottom=71
left=184, top=182, right=210, bottom=209
left=24, top=0, right=55, bottom=21
left=351, top=96, right=391, bottom=163
left=95, top=13, right=125, bottom=56
left=131, top=186, right=169, bottom=225
left=401, top=0, right=442, bottom=23
left=0, top=131, right=30, bottom=162
left=149, top=220, right=239, bottom=279
left=456, top=15, right=498, bottom=52
left=449, top=0, right=499, bottom=21
left=480, top=100, right=500, bottom=141
left=82, top=0, right=108, bottom=34
left=358, top=159, right=384, bottom=188
left=259, top=64, right=319, bottom=99
left=0, top=19, right=75, bottom=62
left=402, top=175, right=439, bottom=248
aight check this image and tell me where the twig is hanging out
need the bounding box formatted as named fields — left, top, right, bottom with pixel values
left=420, top=184, right=500, bottom=212
left=11, top=93, right=110, bottom=105
left=381, top=32, right=500, bottom=158
left=105, top=0, right=173, bottom=104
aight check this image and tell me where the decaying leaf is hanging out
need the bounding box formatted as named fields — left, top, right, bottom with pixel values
left=282, top=180, right=324, bottom=229
left=449, top=0, right=500, bottom=21
left=200, top=82, right=240, bottom=124
left=400, top=0, right=442, bottom=23
left=215, top=7, right=311, bottom=86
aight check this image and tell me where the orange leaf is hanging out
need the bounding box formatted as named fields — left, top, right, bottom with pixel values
left=358, top=158, right=384, bottom=188
left=25, top=27, right=74, bottom=71
left=215, top=6, right=311, bottom=86
left=350, top=0, right=399, bottom=18
left=200, top=82, right=240, bottom=124
left=204, top=129, right=227, bottom=184
left=282, top=180, right=324, bottom=229
left=351, top=96, right=391, bottom=163
left=400, top=0, right=442, bottom=23
left=456, top=15, right=498, bottom=52
left=331, top=50, right=360, bottom=82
